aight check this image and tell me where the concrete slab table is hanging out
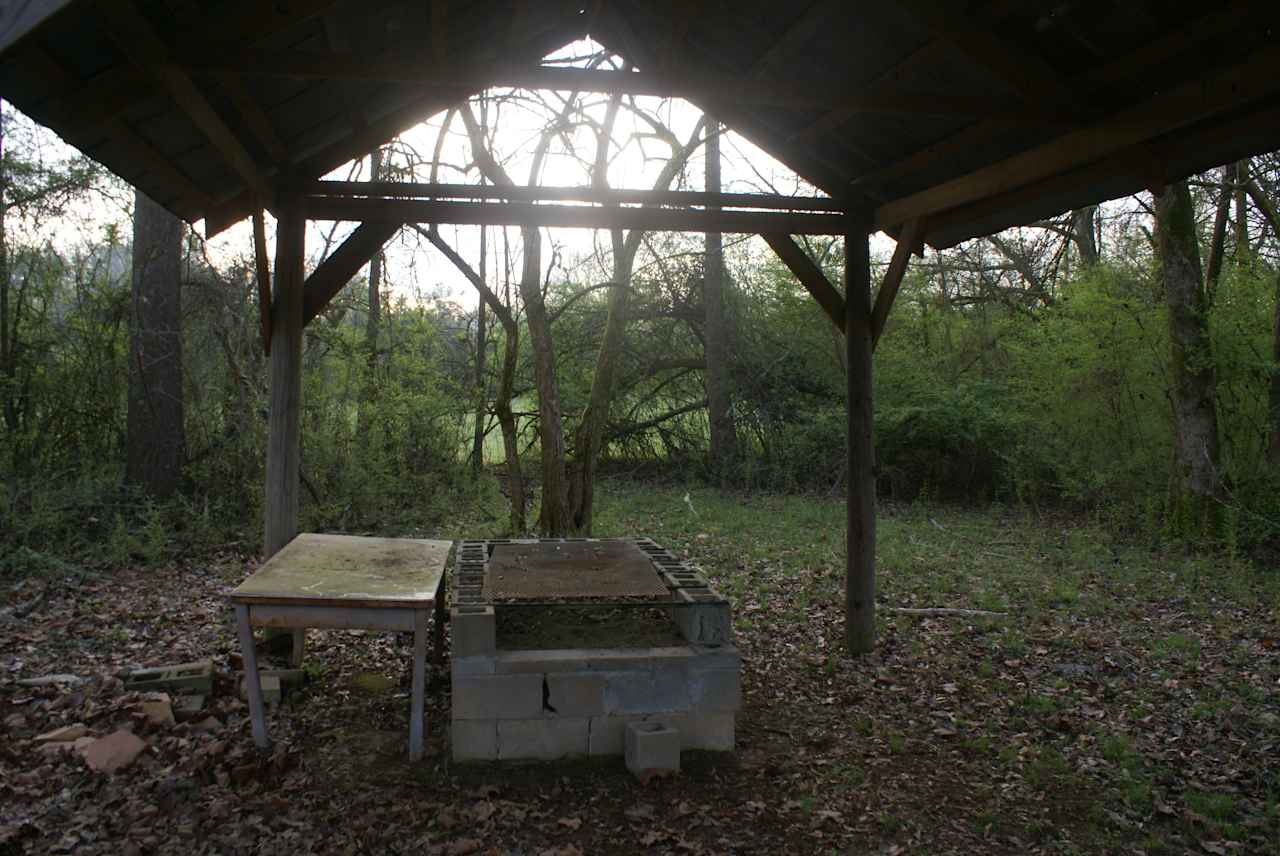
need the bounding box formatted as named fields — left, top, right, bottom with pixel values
left=228, top=533, right=451, bottom=760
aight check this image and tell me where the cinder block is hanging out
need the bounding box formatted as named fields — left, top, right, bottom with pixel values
left=451, top=655, right=496, bottom=676
left=498, top=717, right=588, bottom=760
left=240, top=674, right=282, bottom=705
left=589, top=714, right=681, bottom=756
left=690, top=668, right=741, bottom=712
left=124, top=660, right=213, bottom=694
left=452, top=719, right=498, bottom=761
left=451, top=606, right=495, bottom=657
left=603, top=671, right=654, bottom=714
left=545, top=673, right=605, bottom=716
left=674, top=593, right=733, bottom=645
left=691, top=645, right=742, bottom=670
left=452, top=673, right=542, bottom=719
left=496, top=650, right=590, bottom=674
left=682, top=712, right=735, bottom=751
left=625, top=721, right=680, bottom=776
left=585, top=647, right=694, bottom=672
left=603, top=667, right=690, bottom=715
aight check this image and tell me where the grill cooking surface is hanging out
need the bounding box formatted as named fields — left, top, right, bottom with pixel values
left=484, top=540, right=670, bottom=602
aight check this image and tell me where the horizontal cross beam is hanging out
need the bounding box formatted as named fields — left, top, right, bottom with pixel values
left=304, top=197, right=848, bottom=234
left=305, top=180, right=845, bottom=213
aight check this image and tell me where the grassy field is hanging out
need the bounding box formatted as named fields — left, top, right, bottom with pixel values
left=2, top=477, right=1277, bottom=854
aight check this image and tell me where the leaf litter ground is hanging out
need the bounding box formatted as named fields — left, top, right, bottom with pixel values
left=1, top=480, right=1277, bottom=855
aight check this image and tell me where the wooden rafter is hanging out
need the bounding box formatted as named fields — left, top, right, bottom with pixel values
left=25, top=46, right=210, bottom=216
left=851, top=1, right=1257, bottom=192
left=790, top=0, right=1022, bottom=143
left=897, top=0, right=1082, bottom=113
left=176, top=54, right=1069, bottom=122
left=216, top=72, right=288, bottom=165
left=870, top=217, right=924, bottom=349
left=306, top=196, right=847, bottom=235
left=97, top=0, right=275, bottom=203
left=874, top=43, right=1280, bottom=231
left=303, top=180, right=844, bottom=212
left=922, top=102, right=1280, bottom=249
left=750, top=0, right=835, bottom=76
left=300, top=220, right=403, bottom=325
left=760, top=233, right=846, bottom=329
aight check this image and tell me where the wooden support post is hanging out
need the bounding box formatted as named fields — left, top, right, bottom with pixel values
left=264, top=193, right=305, bottom=559
left=845, top=216, right=876, bottom=655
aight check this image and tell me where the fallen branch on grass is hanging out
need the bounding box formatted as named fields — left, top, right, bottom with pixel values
left=885, top=607, right=1009, bottom=618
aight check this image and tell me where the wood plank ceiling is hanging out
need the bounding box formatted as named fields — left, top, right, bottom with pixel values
left=0, top=0, right=1276, bottom=247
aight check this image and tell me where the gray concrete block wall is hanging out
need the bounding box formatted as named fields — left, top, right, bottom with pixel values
left=451, top=645, right=741, bottom=761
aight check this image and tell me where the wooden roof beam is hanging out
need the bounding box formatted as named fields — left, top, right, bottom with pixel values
left=97, top=0, right=276, bottom=206
left=791, top=0, right=1022, bottom=143
left=875, top=43, right=1280, bottom=231
left=305, top=196, right=848, bottom=235
left=24, top=45, right=210, bottom=217
left=921, top=100, right=1280, bottom=249
left=177, top=54, right=1068, bottom=122
left=761, top=233, right=846, bottom=329
left=303, top=179, right=844, bottom=212
left=851, top=1, right=1257, bottom=192
left=897, top=0, right=1083, bottom=114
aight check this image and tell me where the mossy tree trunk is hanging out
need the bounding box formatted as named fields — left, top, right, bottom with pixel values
left=1156, top=180, right=1221, bottom=535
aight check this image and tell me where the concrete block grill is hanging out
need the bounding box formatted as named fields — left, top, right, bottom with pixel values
left=449, top=538, right=740, bottom=762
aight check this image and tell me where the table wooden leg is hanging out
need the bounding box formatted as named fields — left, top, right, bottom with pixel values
left=410, top=608, right=427, bottom=761
left=432, top=574, right=446, bottom=667
left=234, top=604, right=271, bottom=750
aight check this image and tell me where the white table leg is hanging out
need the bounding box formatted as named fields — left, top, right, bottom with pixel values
left=409, top=608, right=427, bottom=760
left=234, top=604, right=271, bottom=749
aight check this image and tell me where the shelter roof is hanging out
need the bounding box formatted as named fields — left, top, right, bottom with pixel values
left=1, top=0, right=1277, bottom=247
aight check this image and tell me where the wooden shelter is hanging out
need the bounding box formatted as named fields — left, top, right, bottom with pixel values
left=2, top=0, right=1278, bottom=652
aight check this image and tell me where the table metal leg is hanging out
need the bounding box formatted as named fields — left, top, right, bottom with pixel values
left=234, top=603, right=271, bottom=750
left=432, top=574, right=446, bottom=667
left=409, top=608, right=427, bottom=760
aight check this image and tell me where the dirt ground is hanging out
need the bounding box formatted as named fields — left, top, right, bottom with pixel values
left=2, top=492, right=1278, bottom=855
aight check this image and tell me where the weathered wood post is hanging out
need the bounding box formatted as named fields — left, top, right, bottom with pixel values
left=845, top=215, right=876, bottom=654
left=264, top=193, right=305, bottom=559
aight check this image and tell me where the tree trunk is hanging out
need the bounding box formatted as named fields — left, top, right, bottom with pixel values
left=1204, top=165, right=1233, bottom=295
left=471, top=287, right=488, bottom=475
left=519, top=226, right=572, bottom=536
left=704, top=120, right=738, bottom=479
left=1271, top=271, right=1280, bottom=467
left=1156, top=180, right=1221, bottom=534
left=495, top=317, right=525, bottom=532
left=125, top=190, right=186, bottom=499
left=0, top=98, right=13, bottom=439
left=1070, top=206, right=1098, bottom=266
left=567, top=245, right=630, bottom=534
left=1233, top=159, right=1250, bottom=263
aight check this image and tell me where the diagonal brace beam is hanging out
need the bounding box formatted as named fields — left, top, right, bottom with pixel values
left=761, top=233, right=846, bottom=330
left=870, top=217, right=925, bottom=350
left=300, top=220, right=403, bottom=326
